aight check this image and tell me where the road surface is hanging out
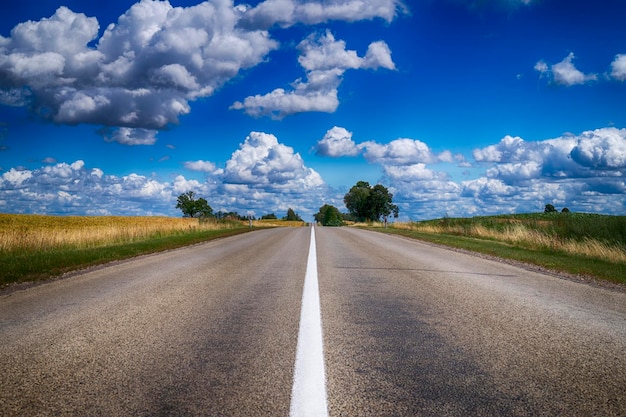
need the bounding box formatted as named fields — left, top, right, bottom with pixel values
left=1, top=227, right=625, bottom=416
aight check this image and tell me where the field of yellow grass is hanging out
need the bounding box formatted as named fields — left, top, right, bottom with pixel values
left=251, top=219, right=306, bottom=228
left=0, top=214, right=241, bottom=253
left=0, top=214, right=251, bottom=286
left=391, top=214, right=626, bottom=265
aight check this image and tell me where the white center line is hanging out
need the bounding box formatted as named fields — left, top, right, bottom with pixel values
left=290, top=226, right=329, bottom=417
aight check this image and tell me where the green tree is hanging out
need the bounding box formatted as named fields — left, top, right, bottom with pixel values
left=283, top=208, right=303, bottom=221
left=370, top=184, right=399, bottom=220
left=544, top=203, right=557, bottom=213
left=175, top=191, right=213, bottom=218
left=314, top=204, right=344, bottom=226
left=344, top=181, right=399, bottom=221
left=344, top=181, right=372, bottom=221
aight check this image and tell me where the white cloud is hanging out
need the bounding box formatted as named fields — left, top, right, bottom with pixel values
left=361, top=138, right=437, bottom=165
left=473, top=128, right=626, bottom=181
left=315, top=126, right=360, bottom=157
left=570, top=128, right=626, bottom=169
left=534, top=60, right=548, bottom=74
left=231, top=30, right=395, bottom=118
left=363, top=41, right=396, bottom=70
left=473, top=135, right=531, bottom=163
left=315, top=129, right=469, bottom=166
left=102, top=127, right=158, bottom=145
left=0, top=130, right=330, bottom=218
left=222, top=131, right=325, bottom=189
left=0, top=0, right=406, bottom=142
left=3, top=127, right=625, bottom=220
left=461, top=177, right=514, bottom=198
left=238, top=0, right=406, bottom=29
left=184, top=160, right=217, bottom=172
left=332, top=127, right=626, bottom=219
left=534, top=52, right=597, bottom=86
left=297, top=31, right=363, bottom=71
left=173, top=175, right=204, bottom=195
left=2, top=168, right=33, bottom=187
left=0, top=1, right=278, bottom=138
left=230, top=83, right=340, bottom=118
left=383, top=163, right=437, bottom=181
left=0, top=160, right=177, bottom=215
left=610, top=54, right=626, bottom=81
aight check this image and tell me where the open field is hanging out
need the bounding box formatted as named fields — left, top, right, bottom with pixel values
left=0, top=214, right=251, bottom=287
left=251, top=219, right=306, bottom=227
left=366, top=213, right=626, bottom=285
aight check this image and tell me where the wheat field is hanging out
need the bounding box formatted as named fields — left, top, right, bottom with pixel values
left=0, top=214, right=241, bottom=252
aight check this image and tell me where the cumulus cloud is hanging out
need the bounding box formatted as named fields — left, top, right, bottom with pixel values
left=383, top=163, right=438, bottom=181
left=315, top=126, right=360, bottom=157
left=172, top=175, right=204, bottom=195
left=314, top=127, right=469, bottom=168
left=0, top=160, right=176, bottom=215
left=230, top=30, right=395, bottom=118
left=0, top=131, right=326, bottom=217
left=2, top=127, right=626, bottom=219
left=222, top=131, right=324, bottom=190
left=314, top=128, right=471, bottom=172
left=317, top=127, right=626, bottom=219
left=361, top=138, right=438, bottom=165
left=0, top=0, right=405, bottom=143
left=473, top=128, right=626, bottom=181
left=610, top=54, right=626, bottom=81
left=184, top=160, right=218, bottom=173
left=450, top=127, right=626, bottom=216
left=535, top=52, right=597, bottom=86
left=0, top=1, right=278, bottom=139
left=569, top=128, right=626, bottom=169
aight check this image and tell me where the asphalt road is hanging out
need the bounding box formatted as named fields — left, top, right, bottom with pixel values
left=1, top=227, right=625, bottom=416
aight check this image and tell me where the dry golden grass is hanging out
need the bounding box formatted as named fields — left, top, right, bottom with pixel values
left=0, top=214, right=240, bottom=252
left=391, top=221, right=626, bottom=264
left=250, top=219, right=306, bottom=227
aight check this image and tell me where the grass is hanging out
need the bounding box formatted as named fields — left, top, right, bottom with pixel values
left=251, top=219, right=307, bottom=228
left=0, top=214, right=253, bottom=287
left=364, top=213, right=626, bottom=285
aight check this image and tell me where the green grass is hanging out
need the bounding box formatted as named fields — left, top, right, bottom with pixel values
left=1, top=227, right=253, bottom=288
left=369, top=213, right=626, bottom=285
left=436, top=212, right=626, bottom=246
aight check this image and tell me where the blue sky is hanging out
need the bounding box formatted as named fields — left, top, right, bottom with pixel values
left=1, top=0, right=625, bottom=220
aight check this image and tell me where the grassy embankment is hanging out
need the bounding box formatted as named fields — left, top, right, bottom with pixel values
left=366, top=213, right=626, bottom=285
left=0, top=214, right=260, bottom=287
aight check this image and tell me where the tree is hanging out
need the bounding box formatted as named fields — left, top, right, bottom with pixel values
left=344, top=181, right=399, bottom=222
left=544, top=203, right=557, bottom=213
left=369, top=184, right=399, bottom=220
left=314, top=204, right=344, bottom=226
left=344, top=181, right=372, bottom=221
left=176, top=191, right=213, bottom=218
left=261, top=213, right=277, bottom=220
left=283, top=208, right=303, bottom=221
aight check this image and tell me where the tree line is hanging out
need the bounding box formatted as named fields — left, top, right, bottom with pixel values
left=175, top=191, right=303, bottom=221
left=176, top=180, right=397, bottom=226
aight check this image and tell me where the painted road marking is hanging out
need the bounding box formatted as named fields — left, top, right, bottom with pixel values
left=290, top=226, right=329, bottom=417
